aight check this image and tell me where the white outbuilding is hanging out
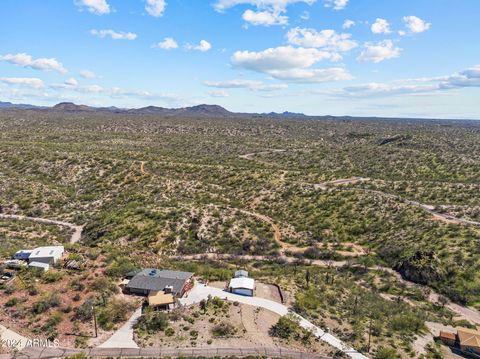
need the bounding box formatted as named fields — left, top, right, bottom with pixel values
left=28, top=246, right=64, bottom=265
left=228, top=276, right=255, bottom=297
left=29, top=262, right=50, bottom=272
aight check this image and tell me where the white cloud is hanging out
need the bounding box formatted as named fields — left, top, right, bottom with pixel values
left=0, top=53, right=67, bottom=74
left=342, top=19, right=355, bottom=29
left=145, top=0, right=166, bottom=17
left=80, top=70, right=97, bottom=79
left=371, top=18, right=391, bottom=34
left=90, top=29, right=137, bottom=40
left=185, top=40, right=212, bottom=52
left=0, top=77, right=45, bottom=89
left=208, top=90, right=230, bottom=97
left=154, top=37, right=178, bottom=50
left=403, top=16, right=431, bottom=33
left=205, top=79, right=288, bottom=91
left=358, top=40, right=401, bottom=63
left=269, top=67, right=352, bottom=82
left=324, top=0, right=348, bottom=10
left=286, top=27, right=357, bottom=52
left=75, top=0, right=110, bottom=15
left=214, top=0, right=316, bottom=12
left=398, top=30, right=406, bottom=36
left=242, top=9, right=288, bottom=26
left=232, top=46, right=338, bottom=72
left=214, top=0, right=315, bottom=26
left=329, top=65, right=480, bottom=98
left=65, top=78, right=79, bottom=87
left=231, top=46, right=351, bottom=83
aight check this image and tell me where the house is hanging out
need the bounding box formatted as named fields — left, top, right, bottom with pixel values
left=228, top=270, right=255, bottom=297
left=13, top=250, right=33, bottom=261
left=125, top=269, right=194, bottom=304
left=28, top=246, right=64, bottom=265
left=457, top=327, right=480, bottom=355
left=29, top=262, right=50, bottom=272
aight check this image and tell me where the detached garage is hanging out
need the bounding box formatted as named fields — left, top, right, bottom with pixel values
left=228, top=276, right=255, bottom=297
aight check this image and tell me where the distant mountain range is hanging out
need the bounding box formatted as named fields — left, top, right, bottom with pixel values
left=0, top=101, right=309, bottom=119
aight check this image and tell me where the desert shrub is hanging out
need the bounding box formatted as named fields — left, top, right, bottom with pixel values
left=31, top=293, right=61, bottom=314
left=97, top=299, right=133, bottom=330
left=270, top=314, right=300, bottom=340
left=134, top=311, right=169, bottom=334
left=5, top=297, right=19, bottom=307
left=211, top=322, right=236, bottom=338
left=374, top=347, right=399, bottom=359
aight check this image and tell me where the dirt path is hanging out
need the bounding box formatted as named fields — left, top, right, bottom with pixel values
left=344, top=188, right=480, bottom=227
left=140, top=161, right=147, bottom=175
left=238, top=209, right=308, bottom=255
left=0, top=214, right=83, bottom=244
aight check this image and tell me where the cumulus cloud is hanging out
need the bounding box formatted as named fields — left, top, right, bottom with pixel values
left=154, top=37, right=178, bottom=50
left=403, top=16, right=431, bottom=33
left=242, top=9, right=288, bottom=26
left=80, top=70, right=97, bottom=79
left=343, top=19, right=355, bottom=29
left=204, top=79, right=288, bottom=91
left=0, top=53, right=68, bottom=74
left=371, top=18, right=391, bottom=34
left=329, top=65, right=480, bottom=98
left=214, top=0, right=316, bottom=26
left=185, top=40, right=212, bottom=52
left=324, top=0, right=348, bottom=10
left=357, top=40, right=401, bottom=63
left=286, top=27, right=357, bottom=52
left=0, top=77, right=45, bottom=89
left=145, top=0, right=166, bottom=17
left=65, top=78, right=79, bottom=87
left=90, top=29, right=137, bottom=40
left=231, top=46, right=351, bottom=83
left=214, top=0, right=316, bottom=12
left=75, top=0, right=110, bottom=15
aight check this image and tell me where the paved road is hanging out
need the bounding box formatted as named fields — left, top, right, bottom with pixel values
left=0, top=324, right=29, bottom=351
left=180, top=283, right=368, bottom=359
left=97, top=308, right=142, bottom=348
left=0, top=214, right=84, bottom=244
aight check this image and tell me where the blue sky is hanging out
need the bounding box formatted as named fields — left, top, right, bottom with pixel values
left=1, top=0, right=479, bottom=118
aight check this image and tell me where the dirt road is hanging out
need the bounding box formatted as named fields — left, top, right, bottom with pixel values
left=0, top=214, right=83, bottom=244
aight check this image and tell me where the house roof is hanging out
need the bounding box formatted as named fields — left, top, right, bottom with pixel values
left=229, top=277, right=255, bottom=290
left=148, top=291, right=175, bottom=306
left=458, top=327, right=480, bottom=348
left=126, top=268, right=193, bottom=295
left=29, top=246, right=64, bottom=259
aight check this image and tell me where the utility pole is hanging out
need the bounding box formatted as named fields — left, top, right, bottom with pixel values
left=92, top=305, right=98, bottom=338
left=367, top=317, right=372, bottom=353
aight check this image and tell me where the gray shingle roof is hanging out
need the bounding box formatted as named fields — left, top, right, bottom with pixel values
left=126, top=269, right=193, bottom=296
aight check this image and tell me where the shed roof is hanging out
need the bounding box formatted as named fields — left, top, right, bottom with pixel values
left=29, top=246, right=64, bottom=259
left=229, top=277, right=255, bottom=290
left=439, top=331, right=456, bottom=341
